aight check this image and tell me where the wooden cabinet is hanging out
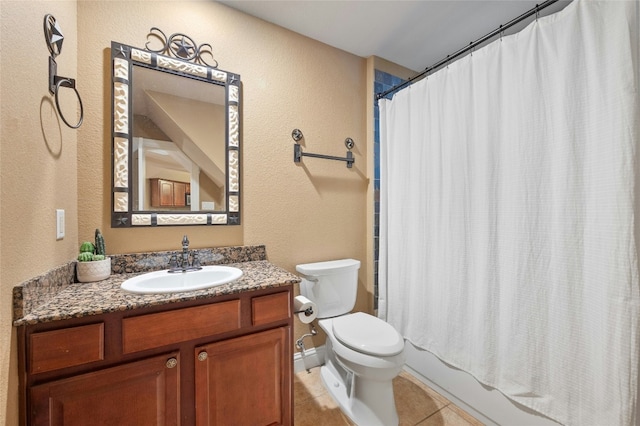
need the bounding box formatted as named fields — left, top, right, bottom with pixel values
left=18, top=287, right=293, bottom=426
left=173, top=181, right=188, bottom=206
left=30, top=353, right=180, bottom=426
left=29, top=323, right=104, bottom=374
left=150, top=178, right=190, bottom=207
left=195, top=326, right=290, bottom=425
left=122, top=301, right=241, bottom=354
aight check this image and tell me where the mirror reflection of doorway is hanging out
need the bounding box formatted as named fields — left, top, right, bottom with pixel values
left=132, top=137, right=221, bottom=212
left=131, top=65, right=227, bottom=212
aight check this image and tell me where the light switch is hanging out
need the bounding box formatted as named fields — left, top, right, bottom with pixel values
left=56, top=209, right=65, bottom=240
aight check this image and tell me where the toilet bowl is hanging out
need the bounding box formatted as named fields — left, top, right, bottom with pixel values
left=296, top=259, right=405, bottom=426
left=319, top=313, right=405, bottom=426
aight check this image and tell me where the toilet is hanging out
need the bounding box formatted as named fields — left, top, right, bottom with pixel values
left=296, top=259, right=405, bottom=426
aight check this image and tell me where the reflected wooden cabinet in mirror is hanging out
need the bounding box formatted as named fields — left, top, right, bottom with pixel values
left=110, top=29, right=241, bottom=227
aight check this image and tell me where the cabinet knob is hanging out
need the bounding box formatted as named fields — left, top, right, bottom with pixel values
left=197, top=351, right=208, bottom=362
left=166, top=357, right=178, bottom=368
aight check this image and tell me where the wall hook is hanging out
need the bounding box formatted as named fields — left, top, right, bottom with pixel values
left=44, top=14, right=84, bottom=129
left=292, top=129, right=355, bottom=168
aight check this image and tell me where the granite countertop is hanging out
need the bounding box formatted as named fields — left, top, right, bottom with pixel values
left=13, top=246, right=301, bottom=327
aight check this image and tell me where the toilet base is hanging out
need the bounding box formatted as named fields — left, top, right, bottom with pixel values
left=320, top=359, right=400, bottom=426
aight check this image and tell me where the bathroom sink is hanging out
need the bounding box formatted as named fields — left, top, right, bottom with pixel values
left=120, top=265, right=243, bottom=294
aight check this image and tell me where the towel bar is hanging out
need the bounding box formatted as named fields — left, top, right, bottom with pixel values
left=292, top=129, right=355, bottom=168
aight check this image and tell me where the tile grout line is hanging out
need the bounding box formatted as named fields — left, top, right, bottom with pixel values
left=415, top=402, right=452, bottom=426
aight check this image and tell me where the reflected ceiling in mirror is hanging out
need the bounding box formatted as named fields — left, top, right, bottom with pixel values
left=110, top=37, right=241, bottom=227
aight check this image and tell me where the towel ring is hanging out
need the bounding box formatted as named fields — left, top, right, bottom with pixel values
left=44, top=14, right=84, bottom=129
left=53, top=77, right=84, bottom=129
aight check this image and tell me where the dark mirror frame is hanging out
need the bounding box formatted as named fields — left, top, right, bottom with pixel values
left=110, top=40, right=241, bottom=227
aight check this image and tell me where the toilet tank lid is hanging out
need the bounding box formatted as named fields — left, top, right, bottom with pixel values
left=296, top=259, right=361, bottom=276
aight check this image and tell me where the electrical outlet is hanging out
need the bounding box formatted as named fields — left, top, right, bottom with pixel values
left=56, top=209, right=65, bottom=240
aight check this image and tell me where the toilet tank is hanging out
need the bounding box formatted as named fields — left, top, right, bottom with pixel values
left=296, top=259, right=361, bottom=319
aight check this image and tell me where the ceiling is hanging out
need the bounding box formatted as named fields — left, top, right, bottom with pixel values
left=218, top=0, right=571, bottom=73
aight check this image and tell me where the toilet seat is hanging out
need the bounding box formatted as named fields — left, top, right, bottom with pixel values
left=332, top=312, right=404, bottom=356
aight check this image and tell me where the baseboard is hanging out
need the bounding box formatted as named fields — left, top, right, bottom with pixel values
left=293, top=345, right=325, bottom=373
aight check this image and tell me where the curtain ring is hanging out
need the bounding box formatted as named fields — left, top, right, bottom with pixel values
left=54, top=78, right=84, bottom=129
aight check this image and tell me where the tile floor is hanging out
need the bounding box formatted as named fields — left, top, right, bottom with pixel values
left=294, top=368, right=484, bottom=426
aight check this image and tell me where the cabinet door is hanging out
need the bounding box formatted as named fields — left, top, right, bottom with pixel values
left=30, top=353, right=180, bottom=426
left=173, top=182, right=187, bottom=207
left=159, top=179, right=174, bottom=206
left=195, top=327, right=291, bottom=426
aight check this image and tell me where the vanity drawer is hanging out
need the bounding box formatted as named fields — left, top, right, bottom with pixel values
left=29, top=323, right=105, bottom=374
left=251, top=291, right=291, bottom=326
left=122, top=300, right=241, bottom=354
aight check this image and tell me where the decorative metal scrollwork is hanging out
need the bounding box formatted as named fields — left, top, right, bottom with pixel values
left=144, top=27, right=218, bottom=68
left=44, top=14, right=64, bottom=58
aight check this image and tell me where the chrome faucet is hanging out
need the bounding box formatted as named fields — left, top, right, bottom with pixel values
left=168, top=235, right=202, bottom=273
left=181, top=235, right=190, bottom=267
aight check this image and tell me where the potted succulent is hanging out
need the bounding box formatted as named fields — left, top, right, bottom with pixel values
left=76, top=229, right=111, bottom=282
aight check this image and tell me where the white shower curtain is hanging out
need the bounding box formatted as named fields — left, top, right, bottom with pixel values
left=379, top=1, right=640, bottom=425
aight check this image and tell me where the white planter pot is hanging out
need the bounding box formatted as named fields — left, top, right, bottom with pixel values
left=76, top=258, right=111, bottom=283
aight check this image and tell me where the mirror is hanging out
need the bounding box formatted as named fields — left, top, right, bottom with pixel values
left=110, top=35, right=240, bottom=227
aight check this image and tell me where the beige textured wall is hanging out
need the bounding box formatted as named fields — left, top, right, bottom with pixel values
left=1, top=1, right=370, bottom=423
left=79, top=0, right=368, bottom=265
left=1, top=2, right=79, bottom=424
left=77, top=1, right=369, bottom=350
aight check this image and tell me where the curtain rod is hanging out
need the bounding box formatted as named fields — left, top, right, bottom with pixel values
left=375, top=0, right=560, bottom=101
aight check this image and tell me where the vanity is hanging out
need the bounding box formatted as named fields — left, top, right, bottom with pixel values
left=13, top=246, right=300, bottom=425
left=12, top=27, right=295, bottom=425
